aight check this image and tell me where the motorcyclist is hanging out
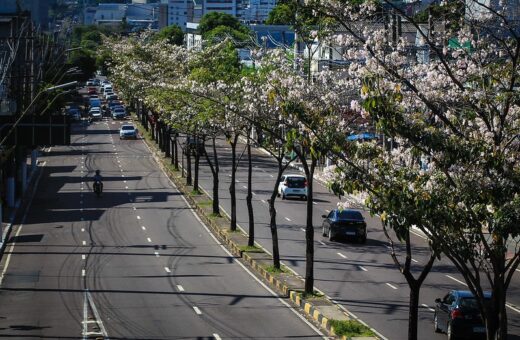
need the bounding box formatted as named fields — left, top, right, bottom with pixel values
left=93, top=170, right=103, bottom=194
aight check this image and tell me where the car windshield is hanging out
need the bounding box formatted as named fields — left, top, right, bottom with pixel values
left=121, top=126, right=134, bottom=131
left=460, top=297, right=491, bottom=310
left=337, top=210, right=364, bottom=221
left=286, top=177, right=306, bottom=188
left=114, top=109, right=124, bottom=112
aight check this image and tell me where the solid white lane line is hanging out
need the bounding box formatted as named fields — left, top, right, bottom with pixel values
left=319, top=241, right=326, bottom=246
left=359, top=266, right=368, bottom=272
left=177, top=285, right=185, bottom=292
left=164, top=267, right=171, bottom=273
left=154, top=252, right=159, bottom=257
left=285, top=217, right=291, bottom=221
left=82, top=241, right=86, bottom=246
left=386, top=283, right=398, bottom=290
left=82, top=255, right=86, bottom=260
left=213, top=334, right=222, bottom=340
left=82, top=269, right=86, bottom=277
left=337, top=252, right=347, bottom=259
left=137, top=216, right=141, bottom=220
left=446, top=275, right=467, bottom=286
left=193, top=307, right=202, bottom=315
left=141, top=226, right=146, bottom=230
left=422, top=304, right=435, bottom=312
left=147, top=237, right=152, bottom=243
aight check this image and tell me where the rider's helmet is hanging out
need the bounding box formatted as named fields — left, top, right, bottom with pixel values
left=95, top=170, right=100, bottom=175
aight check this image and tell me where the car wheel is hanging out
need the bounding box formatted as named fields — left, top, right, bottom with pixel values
left=302, top=195, right=307, bottom=201
left=434, top=314, right=442, bottom=333
left=358, top=235, right=367, bottom=244
left=328, top=228, right=334, bottom=241
left=322, top=226, right=327, bottom=237
left=282, top=193, right=286, bottom=200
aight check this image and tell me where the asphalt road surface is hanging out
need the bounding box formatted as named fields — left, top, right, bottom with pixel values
left=190, top=136, right=520, bottom=340
left=0, top=117, right=325, bottom=340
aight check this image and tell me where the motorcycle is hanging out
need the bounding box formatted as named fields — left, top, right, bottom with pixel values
left=93, top=181, right=102, bottom=197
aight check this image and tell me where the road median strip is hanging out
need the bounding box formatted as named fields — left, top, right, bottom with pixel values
left=133, top=115, right=379, bottom=340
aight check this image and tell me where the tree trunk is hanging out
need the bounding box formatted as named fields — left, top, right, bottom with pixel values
left=204, top=137, right=220, bottom=215
left=488, top=255, right=507, bottom=340
left=408, top=282, right=420, bottom=340
left=268, top=160, right=286, bottom=269
left=246, top=136, right=254, bottom=247
left=194, top=148, right=200, bottom=192
left=165, top=128, right=170, bottom=157
left=170, top=135, right=174, bottom=165
left=229, top=134, right=239, bottom=231
left=174, top=133, right=179, bottom=170
left=186, top=144, right=192, bottom=186
left=299, top=155, right=316, bottom=295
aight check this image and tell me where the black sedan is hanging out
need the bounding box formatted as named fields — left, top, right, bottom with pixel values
left=321, top=209, right=367, bottom=243
left=434, top=290, right=490, bottom=340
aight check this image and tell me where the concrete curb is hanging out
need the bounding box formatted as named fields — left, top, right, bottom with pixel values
left=135, top=117, right=379, bottom=340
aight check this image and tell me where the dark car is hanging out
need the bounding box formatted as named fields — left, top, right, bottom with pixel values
left=321, top=209, right=367, bottom=243
left=184, top=137, right=206, bottom=156
left=434, top=290, right=490, bottom=340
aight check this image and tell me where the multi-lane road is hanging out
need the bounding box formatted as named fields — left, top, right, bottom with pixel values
left=0, top=116, right=325, bottom=339
left=192, top=136, right=520, bottom=340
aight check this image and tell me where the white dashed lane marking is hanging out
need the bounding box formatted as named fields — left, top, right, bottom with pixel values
left=136, top=216, right=141, bottom=220
left=147, top=237, right=152, bottom=243
left=337, top=253, right=347, bottom=259
left=386, top=283, right=398, bottom=290
left=141, top=226, right=146, bottom=231
left=422, top=304, right=435, bottom=312
left=164, top=267, right=171, bottom=273
left=318, top=241, right=326, bottom=246
left=213, top=334, right=222, bottom=340
left=154, top=252, right=159, bottom=257
left=82, top=241, right=86, bottom=246
left=359, top=266, right=368, bottom=272
left=285, top=217, right=291, bottom=222
left=82, top=269, right=85, bottom=277
left=177, top=285, right=185, bottom=292
left=446, top=275, right=466, bottom=286
left=82, top=255, right=86, bottom=260
left=193, top=307, right=202, bottom=315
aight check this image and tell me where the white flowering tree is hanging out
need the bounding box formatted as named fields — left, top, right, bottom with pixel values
left=302, top=0, right=520, bottom=339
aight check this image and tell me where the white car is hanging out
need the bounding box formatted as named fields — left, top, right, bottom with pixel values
left=119, top=124, right=137, bottom=139
left=278, top=174, right=308, bottom=200
left=89, top=107, right=102, bottom=121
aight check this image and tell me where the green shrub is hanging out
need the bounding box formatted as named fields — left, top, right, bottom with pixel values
left=329, top=319, right=375, bottom=338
